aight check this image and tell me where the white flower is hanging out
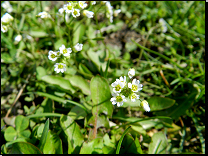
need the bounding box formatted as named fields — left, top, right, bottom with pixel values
left=1, top=13, right=14, bottom=24
left=74, top=43, right=83, bottom=51
left=130, top=93, right=140, bottom=102
left=159, top=18, right=167, bottom=33
left=58, top=8, right=64, bottom=14
left=2, top=1, right=13, bottom=13
left=72, top=9, right=80, bottom=18
left=78, top=1, right=88, bottom=9
left=48, top=50, right=58, bottom=61
left=128, top=68, right=135, bottom=79
left=106, top=2, right=113, bottom=23
left=117, top=76, right=126, bottom=86
left=114, top=9, right=121, bottom=17
left=37, top=11, right=51, bottom=19
left=110, top=93, right=127, bottom=107
left=111, top=78, right=125, bottom=93
left=59, top=44, right=72, bottom=57
left=83, top=10, right=94, bottom=18
left=128, top=78, right=143, bottom=92
left=1, top=24, right=8, bottom=33
left=140, top=100, right=150, bottom=112
left=14, top=34, right=22, bottom=42
left=91, top=1, right=96, bottom=5
left=63, top=3, right=73, bottom=14
left=26, top=35, right=33, bottom=41
left=54, top=63, right=66, bottom=73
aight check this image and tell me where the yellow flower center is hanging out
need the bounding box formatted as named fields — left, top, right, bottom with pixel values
left=74, top=10, right=78, bottom=15
left=132, top=85, right=138, bottom=91
left=63, top=49, right=67, bottom=54
left=132, top=94, right=136, bottom=99
left=58, top=64, right=64, bottom=69
left=51, top=54, right=56, bottom=58
left=115, top=85, right=121, bottom=91
left=67, top=5, right=72, bottom=10
left=116, top=96, right=123, bottom=102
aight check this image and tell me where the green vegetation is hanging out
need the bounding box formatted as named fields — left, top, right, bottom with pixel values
left=1, top=1, right=205, bottom=154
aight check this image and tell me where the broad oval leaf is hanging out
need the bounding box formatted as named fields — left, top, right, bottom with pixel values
left=90, top=75, right=113, bottom=117
left=80, top=138, right=104, bottom=154
left=4, top=126, right=17, bottom=142
left=15, top=115, right=29, bottom=132
left=8, top=142, right=42, bottom=154
left=66, top=75, right=91, bottom=95
left=147, top=96, right=175, bottom=111
left=41, top=75, right=75, bottom=93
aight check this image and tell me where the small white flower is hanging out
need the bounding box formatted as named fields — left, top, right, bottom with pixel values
left=114, top=9, right=121, bottom=17
left=116, top=76, right=126, bottom=86
left=25, top=35, right=33, bottom=41
left=128, top=78, right=143, bottom=92
left=14, top=34, right=22, bottom=42
left=58, top=8, right=64, bottom=14
left=140, top=100, right=150, bottom=112
left=111, top=78, right=125, bottom=93
left=2, top=1, right=13, bottom=13
left=54, top=63, right=66, bottom=73
left=59, top=44, right=72, bottom=57
left=1, top=24, right=8, bottom=33
left=110, top=93, right=127, bottom=107
left=37, top=11, right=51, bottom=19
left=63, top=3, right=73, bottom=14
left=130, top=93, right=140, bottom=102
left=1, top=13, right=14, bottom=24
left=78, top=1, right=88, bottom=9
left=72, top=9, right=80, bottom=18
left=91, top=1, right=96, bottom=5
left=48, top=50, right=58, bottom=61
left=106, top=2, right=113, bottom=23
left=128, top=68, right=135, bottom=79
left=74, top=43, right=83, bottom=51
left=83, top=10, right=94, bottom=18
left=159, top=18, right=167, bottom=33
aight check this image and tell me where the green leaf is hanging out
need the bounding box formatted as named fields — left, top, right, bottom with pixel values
left=154, top=86, right=197, bottom=120
left=73, top=22, right=85, bottom=44
left=60, top=115, right=84, bottom=154
left=66, top=75, right=91, bottom=95
left=103, top=134, right=116, bottom=154
left=80, top=138, right=104, bottom=154
left=15, top=115, right=29, bottom=132
left=4, top=126, right=17, bottom=142
left=116, top=126, right=131, bottom=154
left=79, top=63, right=93, bottom=75
left=38, top=118, right=50, bottom=152
left=119, top=134, right=140, bottom=154
left=36, top=66, right=47, bottom=80
left=90, top=75, right=113, bottom=117
left=87, top=115, right=110, bottom=129
left=8, top=142, right=42, bottom=154
left=36, top=92, right=66, bottom=104
left=41, top=75, right=75, bottom=93
left=43, top=130, right=63, bottom=154
left=30, top=30, right=49, bottom=37
left=1, top=53, right=15, bottom=63
left=18, top=130, right=31, bottom=139
left=148, top=132, right=168, bottom=154
left=68, top=106, right=87, bottom=120
left=134, top=136, right=143, bottom=154
left=147, top=96, right=175, bottom=111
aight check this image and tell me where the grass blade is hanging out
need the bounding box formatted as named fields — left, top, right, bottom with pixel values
left=116, top=126, right=131, bottom=154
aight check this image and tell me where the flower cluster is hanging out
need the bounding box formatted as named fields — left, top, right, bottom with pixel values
left=1, top=13, right=14, bottom=33
left=159, top=18, right=167, bottom=33
left=110, top=68, right=150, bottom=112
left=37, top=11, right=51, bottom=19
left=102, top=1, right=121, bottom=23
left=48, top=43, right=83, bottom=73
left=58, top=1, right=94, bottom=19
